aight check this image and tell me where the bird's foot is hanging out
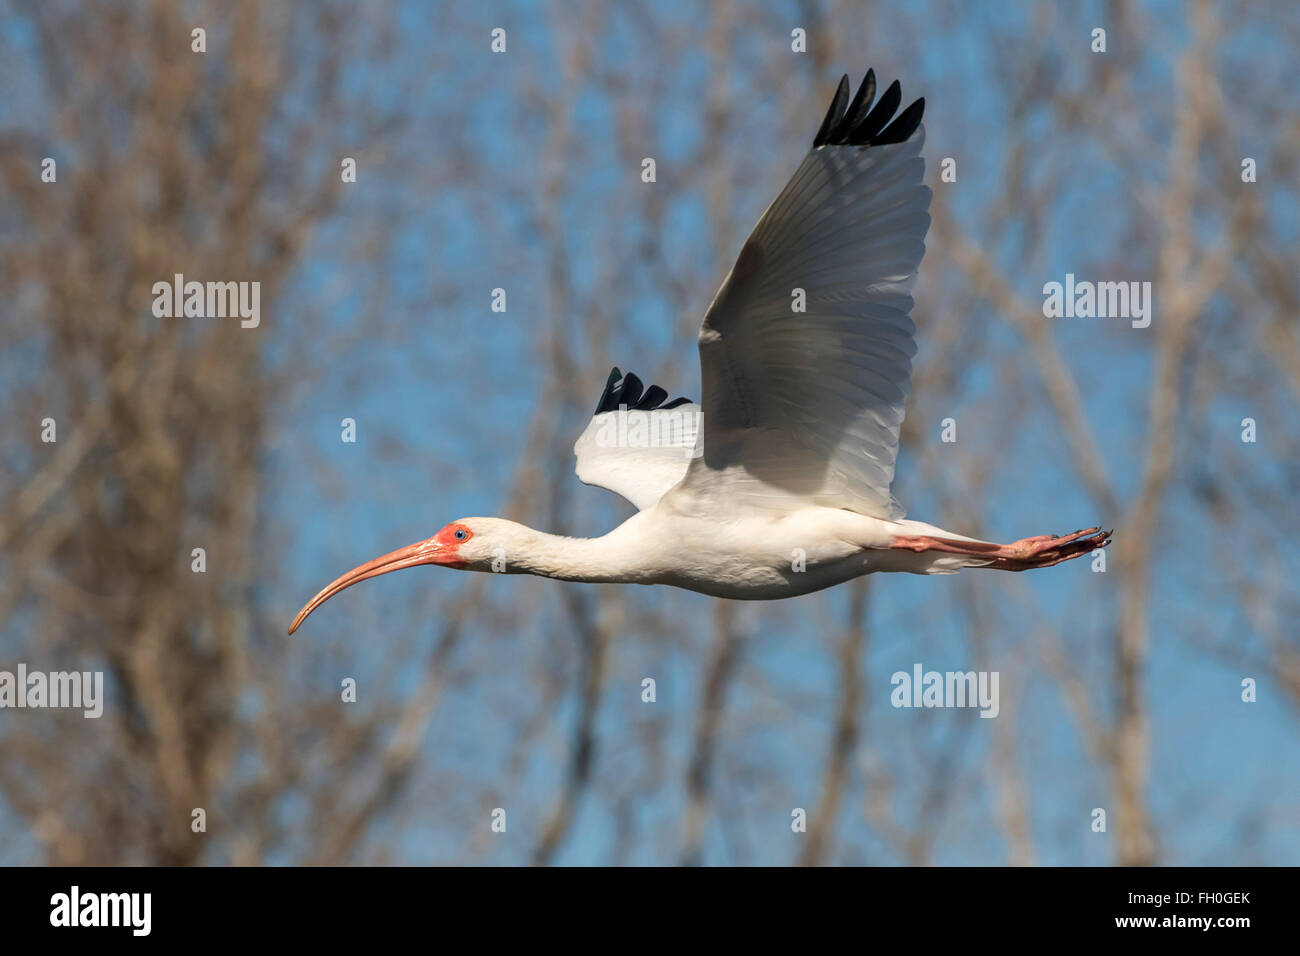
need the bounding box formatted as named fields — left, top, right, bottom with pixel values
left=985, top=526, right=1112, bottom=571
left=888, top=526, right=1112, bottom=571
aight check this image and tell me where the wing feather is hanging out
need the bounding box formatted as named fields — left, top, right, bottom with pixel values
left=573, top=368, right=700, bottom=510
left=686, top=72, right=929, bottom=519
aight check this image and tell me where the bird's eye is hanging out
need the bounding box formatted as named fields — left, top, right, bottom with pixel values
left=454, top=528, right=467, bottom=540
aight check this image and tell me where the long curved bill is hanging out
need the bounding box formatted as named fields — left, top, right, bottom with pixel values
left=288, top=536, right=448, bottom=634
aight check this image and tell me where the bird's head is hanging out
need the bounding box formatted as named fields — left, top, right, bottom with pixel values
left=288, top=517, right=511, bottom=634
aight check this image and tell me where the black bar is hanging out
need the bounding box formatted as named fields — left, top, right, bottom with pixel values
left=0, top=865, right=1277, bottom=942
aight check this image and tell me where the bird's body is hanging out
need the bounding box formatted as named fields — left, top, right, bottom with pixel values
left=611, top=495, right=979, bottom=600
left=289, top=68, right=1111, bottom=635
left=354, top=506, right=982, bottom=600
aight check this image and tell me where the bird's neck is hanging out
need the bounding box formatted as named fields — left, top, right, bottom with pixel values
left=508, top=519, right=653, bottom=584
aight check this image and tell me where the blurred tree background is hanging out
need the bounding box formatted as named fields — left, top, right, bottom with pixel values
left=0, top=0, right=1297, bottom=865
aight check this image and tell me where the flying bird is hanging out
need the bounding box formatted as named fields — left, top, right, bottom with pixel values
left=289, top=70, right=1110, bottom=635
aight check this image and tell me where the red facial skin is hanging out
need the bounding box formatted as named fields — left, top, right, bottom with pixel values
left=429, top=523, right=473, bottom=559
left=287, top=523, right=472, bottom=634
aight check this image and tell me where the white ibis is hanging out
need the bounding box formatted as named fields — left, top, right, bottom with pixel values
left=289, top=70, right=1110, bottom=635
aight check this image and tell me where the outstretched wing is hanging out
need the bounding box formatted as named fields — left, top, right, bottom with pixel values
left=573, top=368, right=701, bottom=510
left=685, top=70, right=929, bottom=519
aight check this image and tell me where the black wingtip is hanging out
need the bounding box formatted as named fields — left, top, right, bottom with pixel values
left=852, top=78, right=901, bottom=143
left=637, top=384, right=668, bottom=410
left=873, top=96, right=925, bottom=146
left=828, top=69, right=876, bottom=143
left=594, top=367, right=693, bottom=414
left=813, top=70, right=924, bottom=148
left=594, top=367, right=622, bottom=415
left=812, top=74, right=852, bottom=147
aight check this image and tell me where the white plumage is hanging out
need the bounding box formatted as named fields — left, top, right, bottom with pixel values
left=687, top=127, right=927, bottom=520
left=289, top=70, right=1110, bottom=635
left=573, top=403, right=701, bottom=511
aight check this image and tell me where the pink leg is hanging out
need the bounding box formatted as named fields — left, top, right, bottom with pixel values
left=890, top=527, right=1112, bottom=571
